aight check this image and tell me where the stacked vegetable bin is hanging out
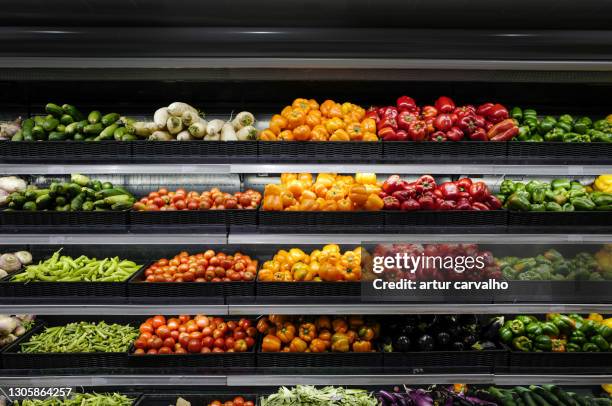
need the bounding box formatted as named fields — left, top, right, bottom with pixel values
left=1, top=0, right=612, bottom=403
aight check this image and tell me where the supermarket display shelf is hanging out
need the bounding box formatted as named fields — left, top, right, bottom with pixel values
left=0, top=234, right=227, bottom=245
left=0, top=374, right=610, bottom=386
left=3, top=303, right=611, bottom=316
left=1, top=163, right=611, bottom=175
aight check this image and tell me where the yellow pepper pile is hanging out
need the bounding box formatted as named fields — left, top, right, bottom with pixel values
left=259, top=244, right=362, bottom=282
left=593, top=174, right=612, bottom=193
left=262, top=173, right=384, bottom=211
left=595, top=244, right=612, bottom=273
left=259, top=98, right=378, bottom=142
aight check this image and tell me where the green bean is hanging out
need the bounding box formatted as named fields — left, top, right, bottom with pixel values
left=15, top=393, right=134, bottom=406
left=10, top=249, right=141, bottom=283
left=20, top=321, right=138, bottom=353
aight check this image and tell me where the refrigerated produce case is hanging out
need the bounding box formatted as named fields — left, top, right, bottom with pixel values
left=1, top=1, right=612, bottom=404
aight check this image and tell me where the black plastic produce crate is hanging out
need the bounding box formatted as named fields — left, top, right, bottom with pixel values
left=0, top=267, right=136, bottom=298
left=127, top=345, right=255, bottom=369
left=507, top=211, right=612, bottom=233
left=0, top=209, right=129, bottom=233
left=2, top=322, right=130, bottom=370
left=494, top=281, right=612, bottom=303
left=383, top=141, right=507, bottom=163
left=508, top=351, right=612, bottom=374
left=382, top=349, right=507, bottom=373
left=258, top=210, right=385, bottom=233
left=256, top=281, right=361, bottom=297
left=129, top=209, right=256, bottom=233
left=259, top=141, right=382, bottom=162
left=0, top=140, right=132, bottom=163
left=257, top=348, right=383, bottom=369
left=127, top=263, right=255, bottom=302
left=134, top=393, right=258, bottom=406
left=507, top=142, right=612, bottom=164
left=131, top=141, right=258, bottom=163
left=384, top=210, right=507, bottom=233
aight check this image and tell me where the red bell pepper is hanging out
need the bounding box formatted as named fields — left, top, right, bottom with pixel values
left=439, top=199, right=457, bottom=210
left=446, top=126, right=464, bottom=142
left=486, top=195, right=502, bottom=210
left=417, top=195, right=436, bottom=210
left=438, top=182, right=459, bottom=200
left=454, top=105, right=476, bottom=118
left=433, top=114, right=453, bottom=131
left=434, top=96, right=455, bottom=114
left=415, top=175, right=436, bottom=193
left=456, top=198, right=473, bottom=210
left=397, top=111, right=418, bottom=131
left=487, top=118, right=519, bottom=141
left=457, top=114, right=485, bottom=134
left=456, top=177, right=473, bottom=192
left=401, top=198, right=421, bottom=211
left=392, top=189, right=414, bottom=202
left=396, top=95, right=417, bottom=112
left=378, top=106, right=398, bottom=119
left=395, top=130, right=409, bottom=141
left=433, top=188, right=444, bottom=199
left=378, top=126, right=397, bottom=141
left=471, top=202, right=490, bottom=211
left=469, top=181, right=490, bottom=202
left=408, top=120, right=427, bottom=141
left=421, top=105, right=438, bottom=118
left=487, top=104, right=509, bottom=124
left=365, top=109, right=379, bottom=121
left=469, top=127, right=488, bottom=141
left=383, top=196, right=401, bottom=210
left=377, top=116, right=398, bottom=131
left=476, top=103, right=494, bottom=117
left=430, top=131, right=447, bottom=142
left=382, top=175, right=402, bottom=194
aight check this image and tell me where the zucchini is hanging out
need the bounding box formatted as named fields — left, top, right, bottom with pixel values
left=60, top=114, right=74, bottom=125
left=22, top=201, right=37, bottom=211
left=95, top=123, right=118, bottom=141
left=530, top=392, right=552, bottom=406
left=48, top=131, right=66, bottom=141
left=45, top=103, right=64, bottom=117
left=21, top=118, right=35, bottom=140
left=113, top=126, right=127, bottom=140
left=91, top=180, right=103, bottom=191
left=49, top=182, right=61, bottom=195
left=83, top=123, right=104, bottom=135
left=62, top=104, right=85, bottom=121
left=101, top=112, right=120, bottom=126
left=65, top=183, right=83, bottom=196
left=71, top=174, right=90, bottom=187
left=104, top=194, right=133, bottom=205
left=111, top=201, right=133, bottom=211
left=87, top=110, right=102, bottom=124
left=11, top=130, right=23, bottom=141
left=530, top=387, right=561, bottom=405
left=95, top=188, right=125, bottom=199
left=42, top=117, right=59, bottom=132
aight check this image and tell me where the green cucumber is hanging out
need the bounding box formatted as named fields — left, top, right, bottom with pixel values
left=84, top=123, right=104, bottom=135
left=48, top=131, right=66, bottom=141
left=113, top=126, right=127, bottom=140
left=42, top=117, right=59, bottom=132
left=64, top=121, right=79, bottom=135
left=75, top=120, right=89, bottom=132
left=22, top=201, right=37, bottom=211
left=121, top=133, right=138, bottom=141
left=56, top=124, right=66, bottom=133
left=111, top=201, right=133, bottom=210
left=32, top=125, right=46, bottom=140
left=87, top=110, right=102, bottom=124
left=95, top=123, right=118, bottom=141
left=73, top=132, right=85, bottom=141
left=101, top=112, right=120, bottom=126
left=55, top=196, right=67, bottom=206
left=82, top=201, right=94, bottom=211
left=11, top=130, right=23, bottom=141
left=45, top=103, right=64, bottom=117
left=21, top=118, right=35, bottom=141
left=62, top=104, right=85, bottom=121
left=60, top=114, right=74, bottom=125
left=35, top=194, right=52, bottom=209
left=33, top=115, right=45, bottom=126
left=95, top=188, right=126, bottom=199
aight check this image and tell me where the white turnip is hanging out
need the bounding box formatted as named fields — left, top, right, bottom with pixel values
left=167, top=102, right=198, bottom=117
left=176, top=130, right=192, bottom=141
left=0, top=253, right=20, bottom=272
left=236, top=125, right=259, bottom=141
left=188, top=121, right=207, bottom=139
left=206, top=119, right=224, bottom=136
left=149, top=131, right=173, bottom=141
left=181, top=110, right=200, bottom=127
left=166, top=117, right=183, bottom=135
left=221, top=123, right=238, bottom=141
left=231, top=111, right=255, bottom=130
left=153, top=107, right=170, bottom=129
left=0, top=176, right=27, bottom=193
left=14, top=251, right=32, bottom=266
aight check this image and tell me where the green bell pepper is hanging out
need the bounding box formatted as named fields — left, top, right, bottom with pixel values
left=545, top=202, right=563, bottom=212
left=589, top=335, right=609, bottom=351
left=595, top=324, right=612, bottom=340
left=552, top=315, right=576, bottom=332
left=594, top=119, right=612, bottom=132
left=562, top=203, right=575, bottom=212
left=554, top=121, right=572, bottom=134
left=516, top=315, right=535, bottom=325
left=525, top=180, right=543, bottom=194
left=507, top=319, right=526, bottom=335
left=534, top=335, right=552, bottom=351
left=527, top=134, right=544, bottom=142
left=538, top=116, right=557, bottom=135
left=591, top=192, right=612, bottom=207
left=582, top=342, right=600, bottom=352
left=541, top=322, right=560, bottom=336
left=568, top=189, right=586, bottom=199
left=514, top=258, right=537, bottom=272
left=569, top=330, right=587, bottom=346
left=500, top=180, right=517, bottom=195
left=566, top=342, right=581, bottom=352
left=517, top=126, right=531, bottom=141
left=499, top=326, right=514, bottom=343
left=511, top=107, right=523, bottom=121
left=545, top=189, right=568, bottom=205
left=570, top=196, right=596, bottom=211
left=502, top=266, right=519, bottom=280
left=523, top=108, right=537, bottom=118
left=530, top=188, right=546, bottom=204
left=550, top=178, right=571, bottom=190
left=562, top=132, right=583, bottom=143
left=512, top=336, right=533, bottom=352
left=551, top=338, right=566, bottom=352
left=525, top=322, right=543, bottom=339
left=495, top=194, right=507, bottom=204
left=590, top=130, right=612, bottom=143
left=580, top=319, right=597, bottom=336
left=544, top=128, right=565, bottom=142
left=558, top=114, right=574, bottom=124
left=573, top=116, right=592, bottom=134
left=530, top=203, right=546, bottom=212
left=507, top=193, right=532, bottom=211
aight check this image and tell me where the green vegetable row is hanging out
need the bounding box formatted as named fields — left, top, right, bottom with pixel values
left=498, top=178, right=612, bottom=212
left=512, top=107, right=612, bottom=143
left=16, top=393, right=134, bottom=406
left=499, top=313, right=612, bottom=353
left=12, top=103, right=136, bottom=142
left=498, top=248, right=612, bottom=281
left=488, top=384, right=612, bottom=406
left=10, top=249, right=141, bottom=283
left=4, top=174, right=134, bottom=212
left=20, top=321, right=139, bottom=354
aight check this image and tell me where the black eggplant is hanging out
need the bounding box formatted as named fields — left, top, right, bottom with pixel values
left=447, top=325, right=462, bottom=340
left=417, top=334, right=435, bottom=351
left=451, top=341, right=465, bottom=351
left=436, top=332, right=451, bottom=349
left=481, top=316, right=505, bottom=341
left=394, top=335, right=412, bottom=352
left=459, top=314, right=479, bottom=325
left=417, top=315, right=438, bottom=333
left=400, top=324, right=416, bottom=337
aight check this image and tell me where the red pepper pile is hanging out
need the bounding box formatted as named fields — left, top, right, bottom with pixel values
left=380, top=175, right=502, bottom=211
left=367, top=95, right=519, bottom=142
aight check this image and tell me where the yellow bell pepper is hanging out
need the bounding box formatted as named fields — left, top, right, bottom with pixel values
left=594, top=174, right=612, bottom=193
left=355, top=173, right=377, bottom=185
left=604, top=318, right=612, bottom=329
left=602, top=383, right=612, bottom=394
left=588, top=313, right=604, bottom=322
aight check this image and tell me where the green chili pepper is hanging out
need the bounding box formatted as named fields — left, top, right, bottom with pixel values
left=512, top=336, right=533, bottom=352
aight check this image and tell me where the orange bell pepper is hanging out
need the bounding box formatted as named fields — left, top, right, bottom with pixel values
left=263, top=194, right=283, bottom=211
left=332, top=318, right=348, bottom=333
left=289, top=337, right=308, bottom=352
left=269, top=114, right=288, bottom=134
left=299, top=322, right=317, bottom=342
left=292, top=98, right=311, bottom=112
left=292, top=125, right=311, bottom=141
left=277, top=322, right=296, bottom=344
left=286, top=108, right=306, bottom=130
left=315, top=316, right=332, bottom=331
left=309, top=338, right=327, bottom=353
left=348, top=184, right=368, bottom=206
left=262, top=334, right=282, bottom=352
left=325, top=117, right=345, bottom=134
left=352, top=340, right=372, bottom=352
left=259, top=129, right=278, bottom=141
left=329, top=129, right=350, bottom=141
left=278, top=130, right=294, bottom=141
left=347, top=122, right=364, bottom=141
left=331, top=332, right=350, bottom=352
left=363, top=194, right=384, bottom=211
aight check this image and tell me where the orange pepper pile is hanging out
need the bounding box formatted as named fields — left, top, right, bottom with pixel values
left=258, top=244, right=362, bottom=282
left=262, top=173, right=384, bottom=211
left=259, top=98, right=378, bottom=142
left=257, top=315, right=379, bottom=353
